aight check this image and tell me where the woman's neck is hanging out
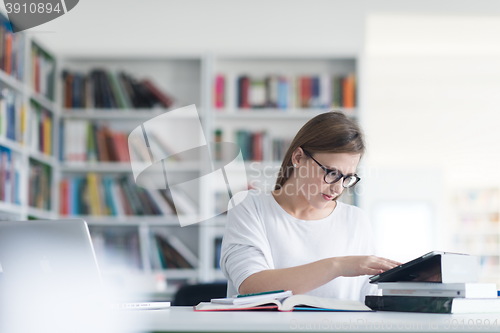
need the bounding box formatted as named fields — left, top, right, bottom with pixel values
left=272, top=184, right=336, bottom=220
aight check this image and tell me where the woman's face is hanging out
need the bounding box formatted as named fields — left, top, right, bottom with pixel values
left=293, top=150, right=361, bottom=209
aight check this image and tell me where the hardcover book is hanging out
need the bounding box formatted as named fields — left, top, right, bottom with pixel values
left=365, top=295, right=500, bottom=314
left=377, top=282, right=497, bottom=298
left=369, top=251, right=480, bottom=284
left=195, top=294, right=372, bottom=312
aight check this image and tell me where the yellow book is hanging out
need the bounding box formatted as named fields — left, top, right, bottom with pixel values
left=43, top=112, right=52, bottom=155
left=20, top=104, right=27, bottom=144
left=86, top=173, right=103, bottom=215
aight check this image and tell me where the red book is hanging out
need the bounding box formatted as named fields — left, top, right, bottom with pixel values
left=95, top=127, right=110, bottom=162
left=114, top=132, right=130, bottom=162
left=34, top=56, right=40, bottom=93
left=252, top=132, right=263, bottom=161
left=240, top=76, right=250, bottom=109
left=141, top=79, right=174, bottom=108
left=214, top=74, right=225, bottom=109
left=301, top=76, right=312, bottom=108
left=59, top=179, right=69, bottom=215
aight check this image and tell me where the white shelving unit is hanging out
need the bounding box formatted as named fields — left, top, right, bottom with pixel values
left=204, top=53, right=360, bottom=280
left=56, top=53, right=210, bottom=298
left=0, top=14, right=59, bottom=222
left=0, top=36, right=364, bottom=299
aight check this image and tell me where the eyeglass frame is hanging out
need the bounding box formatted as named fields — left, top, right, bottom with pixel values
left=301, top=149, right=361, bottom=188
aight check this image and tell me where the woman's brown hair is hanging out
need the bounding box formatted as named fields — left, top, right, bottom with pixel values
left=274, top=111, right=365, bottom=190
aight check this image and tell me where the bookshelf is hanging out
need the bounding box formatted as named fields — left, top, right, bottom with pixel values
left=203, top=54, right=360, bottom=280
left=0, top=22, right=366, bottom=299
left=0, top=14, right=58, bottom=222
left=56, top=54, right=208, bottom=297
left=451, top=187, right=500, bottom=286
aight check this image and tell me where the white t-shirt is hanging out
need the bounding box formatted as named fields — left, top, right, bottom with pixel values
left=220, top=190, right=378, bottom=301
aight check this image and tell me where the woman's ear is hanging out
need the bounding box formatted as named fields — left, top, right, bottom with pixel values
left=291, top=147, right=305, bottom=166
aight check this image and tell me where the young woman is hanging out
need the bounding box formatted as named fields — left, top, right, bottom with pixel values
left=220, top=111, right=400, bottom=301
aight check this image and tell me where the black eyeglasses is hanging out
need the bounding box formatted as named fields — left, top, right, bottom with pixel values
left=302, top=150, right=360, bottom=188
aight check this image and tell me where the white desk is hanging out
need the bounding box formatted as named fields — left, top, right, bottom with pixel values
left=121, top=307, right=500, bottom=332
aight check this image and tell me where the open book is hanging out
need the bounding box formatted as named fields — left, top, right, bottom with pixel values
left=194, top=294, right=372, bottom=312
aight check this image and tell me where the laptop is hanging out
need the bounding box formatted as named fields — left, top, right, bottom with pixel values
left=0, top=219, right=170, bottom=311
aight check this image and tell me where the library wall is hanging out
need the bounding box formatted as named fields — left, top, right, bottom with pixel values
left=363, top=14, right=500, bottom=284
left=25, top=1, right=500, bottom=56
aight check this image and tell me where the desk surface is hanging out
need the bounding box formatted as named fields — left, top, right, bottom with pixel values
left=121, top=307, right=500, bottom=333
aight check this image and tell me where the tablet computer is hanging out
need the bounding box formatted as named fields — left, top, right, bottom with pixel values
left=369, top=251, right=468, bottom=284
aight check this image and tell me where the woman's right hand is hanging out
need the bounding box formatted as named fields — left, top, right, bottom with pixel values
left=332, top=255, right=401, bottom=277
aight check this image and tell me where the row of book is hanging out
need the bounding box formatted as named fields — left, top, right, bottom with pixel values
left=0, top=146, right=21, bottom=205
left=59, top=174, right=198, bottom=216
left=29, top=101, right=53, bottom=156
left=152, top=233, right=199, bottom=269
left=61, top=119, right=130, bottom=162
left=233, top=129, right=291, bottom=162
left=90, top=226, right=199, bottom=272
left=60, top=174, right=161, bottom=216
left=62, top=69, right=175, bottom=109
left=0, top=88, right=24, bottom=143
left=0, top=18, right=24, bottom=81
left=31, top=42, right=55, bottom=101
left=214, top=73, right=356, bottom=110
left=28, top=160, right=51, bottom=211
left=366, top=282, right=499, bottom=314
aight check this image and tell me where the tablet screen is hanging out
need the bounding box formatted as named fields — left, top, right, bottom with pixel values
left=369, top=251, right=444, bottom=284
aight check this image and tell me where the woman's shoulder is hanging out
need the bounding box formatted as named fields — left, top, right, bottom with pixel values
left=335, top=201, right=368, bottom=221
left=229, top=189, right=269, bottom=211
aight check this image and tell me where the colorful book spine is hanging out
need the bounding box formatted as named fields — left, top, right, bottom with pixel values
left=214, top=74, right=225, bottom=109
left=31, top=43, right=55, bottom=101
left=0, top=147, right=21, bottom=205
left=234, top=129, right=290, bottom=162
left=225, top=73, right=356, bottom=110
left=28, top=160, right=52, bottom=210
left=62, top=69, right=175, bottom=109
left=62, top=120, right=131, bottom=163
left=59, top=176, right=172, bottom=217
left=29, top=101, right=53, bottom=156
left=0, top=89, right=24, bottom=143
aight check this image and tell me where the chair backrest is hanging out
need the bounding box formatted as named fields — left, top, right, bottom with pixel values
left=172, top=282, right=228, bottom=306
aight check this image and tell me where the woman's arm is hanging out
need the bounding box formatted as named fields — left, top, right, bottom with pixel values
left=239, top=255, right=400, bottom=295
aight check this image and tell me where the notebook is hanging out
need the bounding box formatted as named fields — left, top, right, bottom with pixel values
left=0, top=219, right=170, bottom=311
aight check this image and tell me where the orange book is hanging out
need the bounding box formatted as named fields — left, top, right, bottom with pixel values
left=301, top=76, right=312, bottom=108
left=59, top=179, right=69, bottom=215
left=4, top=33, right=12, bottom=75
left=342, top=74, right=356, bottom=108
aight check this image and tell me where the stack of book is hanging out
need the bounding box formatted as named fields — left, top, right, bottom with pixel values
left=365, top=252, right=500, bottom=313
left=365, top=282, right=499, bottom=314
